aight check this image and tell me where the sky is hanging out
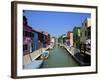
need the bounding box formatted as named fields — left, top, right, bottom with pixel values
left=23, top=10, right=90, bottom=37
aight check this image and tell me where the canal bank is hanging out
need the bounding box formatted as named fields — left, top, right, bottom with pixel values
left=62, top=45, right=89, bottom=66
left=41, top=44, right=80, bottom=68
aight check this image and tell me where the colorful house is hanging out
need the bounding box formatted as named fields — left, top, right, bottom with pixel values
left=62, top=34, right=66, bottom=44
left=23, top=16, right=33, bottom=55
left=58, top=34, right=66, bottom=45
left=73, top=27, right=81, bottom=49
left=46, top=34, right=51, bottom=45
left=23, top=16, right=51, bottom=54
left=42, top=32, right=50, bottom=48
left=66, top=31, right=73, bottom=47
left=51, top=37, right=55, bottom=43
left=31, top=29, right=39, bottom=52
left=30, top=29, right=51, bottom=52
left=80, top=18, right=91, bottom=53
left=58, top=36, right=62, bottom=44
left=38, top=32, right=44, bottom=49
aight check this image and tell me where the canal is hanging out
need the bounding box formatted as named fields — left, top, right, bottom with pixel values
left=41, top=44, right=80, bottom=68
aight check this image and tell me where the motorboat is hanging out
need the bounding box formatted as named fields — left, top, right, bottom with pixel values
left=40, top=51, right=49, bottom=59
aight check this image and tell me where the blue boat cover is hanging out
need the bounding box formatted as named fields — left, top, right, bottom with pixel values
left=42, top=52, right=49, bottom=56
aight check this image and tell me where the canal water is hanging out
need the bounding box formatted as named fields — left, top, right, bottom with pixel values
left=41, top=45, right=80, bottom=68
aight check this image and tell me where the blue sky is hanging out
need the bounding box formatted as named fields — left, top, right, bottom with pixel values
left=23, top=10, right=90, bottom=37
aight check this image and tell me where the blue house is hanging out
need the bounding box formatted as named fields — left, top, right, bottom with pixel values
left=32, top=30, right=39, bottom=52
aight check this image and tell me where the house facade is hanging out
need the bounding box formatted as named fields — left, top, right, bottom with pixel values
left=73, top=27, right=81, bottom=49
left=66, top=32, right=73, bottom=47
left=23, top=16, right=33, bottom=55
left=80, top=18, right=91, bottom=53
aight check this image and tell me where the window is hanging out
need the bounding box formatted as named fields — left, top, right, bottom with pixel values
left=23, top=45, right=27, bottom=51
left=25, top=31, right=28, bottom=37
left=24, top=31, right=32, bottom=37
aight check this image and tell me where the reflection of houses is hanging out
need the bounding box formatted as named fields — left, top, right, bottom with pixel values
left=23, top=16, right=33, bottom=55
left=80, top=18, right=91, bottom=54
left=66, top=32, right=73, bottom=47
left=73, top=27, right=81, bottom=49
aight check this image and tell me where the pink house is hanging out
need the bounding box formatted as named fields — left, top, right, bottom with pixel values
left=23, top=16, right=33, bottom=55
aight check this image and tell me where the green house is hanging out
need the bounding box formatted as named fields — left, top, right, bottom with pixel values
left=73, top=27, right=81, bottom=49
left=58, top=34, right=66, bottom=44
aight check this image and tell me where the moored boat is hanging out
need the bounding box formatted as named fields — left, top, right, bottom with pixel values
left=40, top=50, right=49, bottom=59
left=23, top=60, right=44, bottom=69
